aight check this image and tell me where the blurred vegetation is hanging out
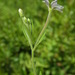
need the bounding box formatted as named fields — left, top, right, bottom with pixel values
left=0, top=0, right=75, bottom=75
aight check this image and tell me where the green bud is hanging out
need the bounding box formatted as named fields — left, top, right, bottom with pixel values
left=27, top=18, right=30, bottom=22
left=23, top=17, right=27, bottom=22
left=18, top=8, right=24, bottom=17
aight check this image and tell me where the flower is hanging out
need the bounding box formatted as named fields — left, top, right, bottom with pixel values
left=43, top=0, right=49, bottom=8
left=43, top=0, right=64, bottom=12
left=51, top=0, right=64, bottom=13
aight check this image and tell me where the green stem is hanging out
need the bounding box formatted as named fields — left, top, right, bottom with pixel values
left=31, top=8, right=52, bottom=75
left=32, top=50, right=36, bottom=75
left=33, top=8, right=52, bottom=51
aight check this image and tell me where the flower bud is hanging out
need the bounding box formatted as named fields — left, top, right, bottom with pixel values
left=23, top=17, right=27, bottom=22
left=27, top=18, right=30, bottom=23
left=18, top=8, right=24, bottom=17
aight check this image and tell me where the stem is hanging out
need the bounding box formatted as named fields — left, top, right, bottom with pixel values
left=32, top=50, right=36, bottom=75
left=31, top=8, right=52, bottom=75
left=33, top=9, right=52, bottom=51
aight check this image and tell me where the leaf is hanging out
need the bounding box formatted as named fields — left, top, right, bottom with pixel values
left=38, top=30, right=46, bottom=44
left=21, top=21, right=33, bottom=49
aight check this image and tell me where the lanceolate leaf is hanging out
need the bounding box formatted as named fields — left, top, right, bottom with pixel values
left=21, top=18, right=33, bottom=49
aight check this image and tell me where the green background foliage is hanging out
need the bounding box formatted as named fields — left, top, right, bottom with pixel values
left=0, top=0, right=75, bottom=75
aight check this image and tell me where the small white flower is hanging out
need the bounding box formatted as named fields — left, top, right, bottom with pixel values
left=51, top=0, right=64, bottom=12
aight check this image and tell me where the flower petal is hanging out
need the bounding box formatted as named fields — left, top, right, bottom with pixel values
left=51, top=0, right=57, bottom=9
left=51, top=0, right=64, bottom=12
left=43, top=0, right=49, bottom=8
left=54, top=5, right=64, bottom=12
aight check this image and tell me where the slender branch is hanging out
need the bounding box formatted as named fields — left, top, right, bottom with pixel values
left=18, top=9, right=33, bottom=50
left=31, top=9, right=52, bottom=75
left=33, top=9, right=52, bottom=51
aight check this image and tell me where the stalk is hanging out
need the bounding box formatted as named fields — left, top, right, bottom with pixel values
left=31, top=49, right=36, bottom=75
left=33, top=8, right=52, bottom=51
left=31, top=8, right=52, bottom=75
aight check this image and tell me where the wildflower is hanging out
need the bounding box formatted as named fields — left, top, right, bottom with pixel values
left=43, top=0, right=64, bottom=12
left=51, top=0, right=64, bottom=13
